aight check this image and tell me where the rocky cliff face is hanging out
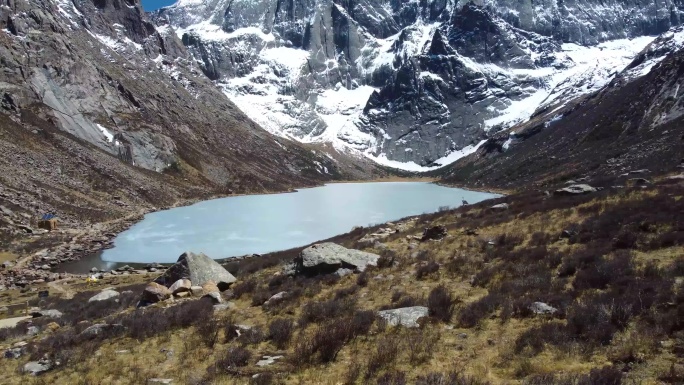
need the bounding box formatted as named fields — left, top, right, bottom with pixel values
left=0, top=0, right=387, bottom=241
left=151, top=0, right=682, bottom=168
left=438, top=27, right=684, bottom=188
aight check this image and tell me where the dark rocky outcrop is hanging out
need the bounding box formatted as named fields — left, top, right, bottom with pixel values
left=421, top=225, right=447, bottom=241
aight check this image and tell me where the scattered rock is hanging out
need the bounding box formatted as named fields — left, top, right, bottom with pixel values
left=667, top=174, right=684, bottom=180
left=147, top=379, right=173, bottom=384
left=490, top=203, right=509, bottom=211
left=23, top=360, right=51, bottom=375
left=458, top=333, right=468, bottom=339
left=213, top=302, right=235, bottom=312
left=26, top=326, right=39, bottom=336
left=378, top=306, right=429, bottom=328
left=141, top=282, right=171, bottom=304
left=4, top=347, right=24, bottom=359
left=155, top=252, right=236, bottom=291
left=264, top=291, right=288, bottom=307
left=45, top=322, right=60, bottom=332
left=554, top=184, right=598, bottom=196
left=421, top=225, right=447, bottom=241
left=291, top=243, right=380, bottom=276
left=17, top=225, right=33, bottom=234
left=190, top=286, right=204, bottom=296
left=627, top=177, right=651, bottom=186
left=202, top=291, right=222, bottom=304
left=201, top=280, right=219, bottom=294
left=256, top=355, right=283, bottom=367
left=168, top=279, right=192, bottom=294
left=80, top=323, right=125, bottom=338
left=88, top=289, right=120, bottom=302
left=529, top=302, right=558, bottom=315
left=335, top=268, right=354, bottom=277
left=560, top=229, right=577, bottom=239
left=30, top=309, right=63, bottom=319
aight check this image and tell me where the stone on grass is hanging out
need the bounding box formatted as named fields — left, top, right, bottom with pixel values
left=23, top=360, right=51, bottom=375
left=554, top=184, right=597, bottom=196
left=290, top=243, right=380, bottom=276
left=378, top=306, right=429, bottom=328
left=147, top=379, right=173, bottom=384
left=264, top=291, right=287, bottom=307
left=154, top=252, right=236, bottom=291
left=31, top=309, right=63, bottom=319
left=491, top=203, right=509, bottom=211
left=256, top=355, right=283, bottom=367
left=529, top=302, right=558, bottom=315
left=88, top=289, right=120, bottom=302
left=141, top=282, right=171, bottom=303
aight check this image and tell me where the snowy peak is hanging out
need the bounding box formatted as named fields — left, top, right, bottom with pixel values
left=151, top=0, right=683, bottom=171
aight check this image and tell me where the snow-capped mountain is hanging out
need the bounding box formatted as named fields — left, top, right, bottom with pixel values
left=151, top=0, right=682, bottom=170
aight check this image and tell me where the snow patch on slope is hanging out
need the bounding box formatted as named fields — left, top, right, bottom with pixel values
left=484, top=36, right=656, bottom=130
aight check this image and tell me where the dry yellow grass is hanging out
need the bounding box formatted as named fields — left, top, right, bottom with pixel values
left=0, top=185, right=682, bottom=384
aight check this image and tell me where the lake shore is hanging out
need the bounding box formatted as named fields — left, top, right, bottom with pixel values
left=1, top=177, right=497, bottom=290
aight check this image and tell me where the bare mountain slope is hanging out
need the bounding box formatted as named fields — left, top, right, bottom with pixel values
left=0, top=0, right=385, bottom=242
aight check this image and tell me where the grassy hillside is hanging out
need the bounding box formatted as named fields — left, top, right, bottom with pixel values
left=0, top=176, right=683, bottom=384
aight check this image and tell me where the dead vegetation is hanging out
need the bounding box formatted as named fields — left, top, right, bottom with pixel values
left=0, top=178, right=683, bottom=384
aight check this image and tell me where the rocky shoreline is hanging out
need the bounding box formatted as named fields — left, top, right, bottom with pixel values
left=0, top=186, right=307, bottom=292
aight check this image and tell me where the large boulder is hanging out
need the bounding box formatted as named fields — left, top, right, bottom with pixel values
left=291, top=243, right=379, bottom=276
left=378, top=306, right=429, bottom=328
left=88, top=289, right=120, bottom=302
left=155, top=252, right=236, bottom=291
left=141, top=282, right=172, bottom=304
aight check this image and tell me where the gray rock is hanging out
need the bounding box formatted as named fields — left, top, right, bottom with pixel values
left=293, top=243, right=379, bottom=275
left=378, top=306, right=429, bottom=328
left=26, top=326, right=39, bottom=336
left=31, top=309, right=63, bottom=319
left=667, top=174, right=684, bottom=180
left=335, top=268, right=354, bottom=277
left=90, top=267, right=98, bottom=273
left=264, top=291, right=288, bottom=307
left=256, top=355, right=283, bottom=367
left=80, top=323, right=125, bottom=338
left=155, top=252, right=236, bottom=291
left=213, top=302, right=235, bottom=312
left=88, top=289, right=120, bottom=302
left=23, top=361, right=51, bottom=375
left=4, top=347, right=24, bottom=359
left=189, top=286, right=204, bottom=296
left=147, top=379, right=173, bottom=384
left=529, top=302, right=558, bottom=315
left=491, top=203, right=509, bottom=210
left=168, top=278, right=192, bottom=294
left=202, top=291, right=222, bottom=304
left=141, top=282, right=172, bottom=304
left=554, top=184, right=597, bottom=196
